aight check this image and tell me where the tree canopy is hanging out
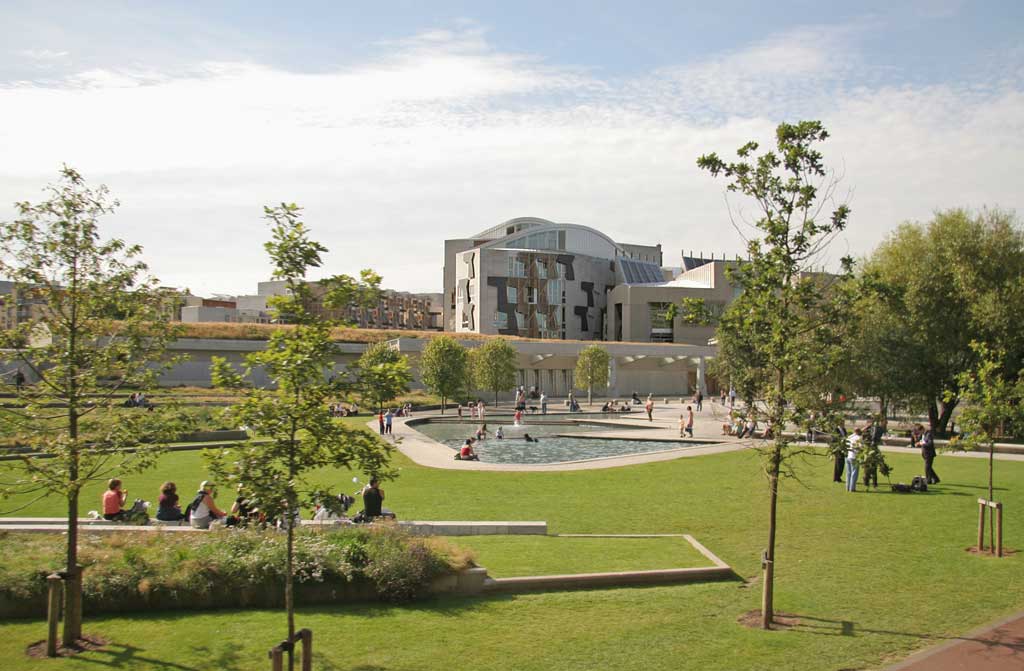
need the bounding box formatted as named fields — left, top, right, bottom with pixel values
left=419, top=336, right=469, bottom=413
left=575, top=344, right=610, bottom=406
left=470, top=338, right=518, bottom=406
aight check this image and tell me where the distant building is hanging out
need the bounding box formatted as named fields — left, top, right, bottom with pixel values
left=255, top=282, right=442, bottom=330
left=443, top=216, right=737, bottom=346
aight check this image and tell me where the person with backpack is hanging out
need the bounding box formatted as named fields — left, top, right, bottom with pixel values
left=188, top=481, right=226, bottom=529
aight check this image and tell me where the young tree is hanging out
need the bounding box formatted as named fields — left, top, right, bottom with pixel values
left=352, top=341, right=413, bottom=412
left=697, top=121, right=855, bottom=629
left=419, top=336, right=469, bottom=414
left=470, top=338, right=518, bottom=407
left=0, top=167, right=183, bottom=650
left=575, top=344, right=610, bottom=406
left=208, top=203, right=393, bottom=671
left=952, top=341, right=1024, bottom=554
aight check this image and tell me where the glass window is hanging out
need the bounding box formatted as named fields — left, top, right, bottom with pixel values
left=493, top=311, right=508, bottom=328
left=536, top=312, right=548, bottom=330
left=507, top=286, right=518, bottom=303
left=537, top=259, right=548, bottom=279
left=546, top=280, right=557, bottom=305
left=527, top=287, right=537, bottom=304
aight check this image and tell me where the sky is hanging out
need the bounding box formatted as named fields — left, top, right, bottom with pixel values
left=1, top=0, right=1022, bottom=296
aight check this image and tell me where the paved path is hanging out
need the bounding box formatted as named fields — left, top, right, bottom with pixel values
left=378, top=399, right=1024, bottom=472
left=884, top=610, right=1024, bottom=671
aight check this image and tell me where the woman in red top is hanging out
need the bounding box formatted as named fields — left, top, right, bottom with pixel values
left=102, top=478, right=128, bottom=521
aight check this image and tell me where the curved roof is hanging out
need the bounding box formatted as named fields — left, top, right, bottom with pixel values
left=478, top=221, right=626, bottom=260
left=472, top=217, right=556, bottom=240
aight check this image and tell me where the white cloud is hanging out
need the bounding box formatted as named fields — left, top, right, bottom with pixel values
left=0, top=23, right=1020, bottom=297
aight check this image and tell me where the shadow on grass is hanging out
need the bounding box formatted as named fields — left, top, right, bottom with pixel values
left=790, top=613, right=1024, bottom=654
left=53, top=642, right=203, bottom=670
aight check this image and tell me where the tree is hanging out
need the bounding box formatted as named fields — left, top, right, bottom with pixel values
left=575, top=345, right=610, bottom=406
left=419, top=336, right=469, bottom=414
left=352, top=341, right=412, bottom=412
left=860, top=209, right=1024, bottom=433
left=697, top=121, right=856, bottom=629
left=470, top=338, right=518, bottom=407
left=208, top=203, right=393, bottom=671
left=0, top=167, right=183, bottom=650
left=952, top=340, right=1024, bottom=554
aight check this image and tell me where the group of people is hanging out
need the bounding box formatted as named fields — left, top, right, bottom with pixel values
left=836, top=418, right=890, bottom=491
left=457, top=400, right=488, bottom=420
left=721, top=413, right=772, bottom=440
left=328, top=402, right=359, bottom=417
left=600, top=400, right=634, bottom=413
left=376, top=405, right=413, bottom=435
left=102, top=476, right=391, bottom=528
left=123, top=392, right=152, bottom=408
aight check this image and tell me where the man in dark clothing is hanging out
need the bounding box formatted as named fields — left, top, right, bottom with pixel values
left=695, top=391, right=703, bottom=412
left=362, top=478, right=384, bottom=518
left=919, top=425, right=940, bottom=484
left=13, top=369, right=26, bottom=392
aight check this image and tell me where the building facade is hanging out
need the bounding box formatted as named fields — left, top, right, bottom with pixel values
left=444, top=217, right=669, bottom=341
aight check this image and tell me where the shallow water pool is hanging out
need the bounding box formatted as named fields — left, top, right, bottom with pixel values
left=411, top=419, right=705, bottom=464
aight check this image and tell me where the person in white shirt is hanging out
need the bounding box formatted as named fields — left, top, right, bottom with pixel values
left=845, top=429, right=863, bottom=492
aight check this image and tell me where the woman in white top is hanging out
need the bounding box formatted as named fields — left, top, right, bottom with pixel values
left=189, top=481, right=226, bottom=529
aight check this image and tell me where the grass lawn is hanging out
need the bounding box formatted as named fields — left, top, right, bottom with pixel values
left=447, top=535, right=712, bottom=577
left=0, top=417, right=1022, bottom=670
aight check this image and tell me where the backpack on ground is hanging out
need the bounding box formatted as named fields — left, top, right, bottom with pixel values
left=911, top=476, right=928, bottom=492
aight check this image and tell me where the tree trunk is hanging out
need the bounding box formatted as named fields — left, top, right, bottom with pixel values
left=989, top=443, right=995, bottom=555
left=63, top=484, right=82, bottom=647
left=440, top=395, right=446, bottom=415
left=286, top=521, right=295, bottom=671
left=762, top=445, right=780, bottom=629
left=494, top=389, right=498, bottom=408
left=928, top=401, right=939, bottom=432
left=937, top=399, right=957, bottom=435
left=587, top=385, right=592, bottom=407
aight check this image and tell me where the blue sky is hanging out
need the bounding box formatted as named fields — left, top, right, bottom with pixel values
left=1, top=1, right=1022, bottom=295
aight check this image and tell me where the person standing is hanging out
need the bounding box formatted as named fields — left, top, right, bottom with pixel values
left=920, top=424, right=940, bottom=484
left=377, top=410, right=385, bottom=435
left=645, top=397, right=654, bottom=421
left=728, top=387, right=736, bottom=408
left=457, top=403, right=463, bottom=420
left=845, top=429, right=863, bottom=492
left=683, top=406, right=694, bottom=437
left=13, top=369, right=26, bottom=392
left=695, top=391, right=703, bottom=412
left=384, top=408, right=394, bottom=435
left=540, top=391, right=548, bottom=415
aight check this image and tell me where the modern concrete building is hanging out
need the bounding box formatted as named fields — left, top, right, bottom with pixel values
left=606, top=259, right=738, bottom=345
left=151, top=334, right=714, bottom=397
left=443, top=217, right=738, bottom=348
left=444, top=217, right=670, bottom=341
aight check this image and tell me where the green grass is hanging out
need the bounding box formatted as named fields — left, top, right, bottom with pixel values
left=449, top=535, right=711, bottom=576
left=0, top=418, right=1022, bottom=670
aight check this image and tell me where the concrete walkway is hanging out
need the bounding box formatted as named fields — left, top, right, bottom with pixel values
left=375, top=400, right=753, bottom=472
left=884, top=610, right=1024, bottom=671
left=380, top=399, right=1024, bottom=472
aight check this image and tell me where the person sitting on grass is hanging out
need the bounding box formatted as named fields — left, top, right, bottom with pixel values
left=459, top=438, right=480, bottom=461
left=102, top=478, right=130, bottom=521
left=189, top=481, right=226, bottom=529
left=156, top=481, right=186, bottom=522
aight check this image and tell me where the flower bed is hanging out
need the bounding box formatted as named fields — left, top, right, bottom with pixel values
left=0, top=526, right=473, bottom=618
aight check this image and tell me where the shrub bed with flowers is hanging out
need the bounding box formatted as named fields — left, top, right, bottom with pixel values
left=0, top=526, right=474, bottom=618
